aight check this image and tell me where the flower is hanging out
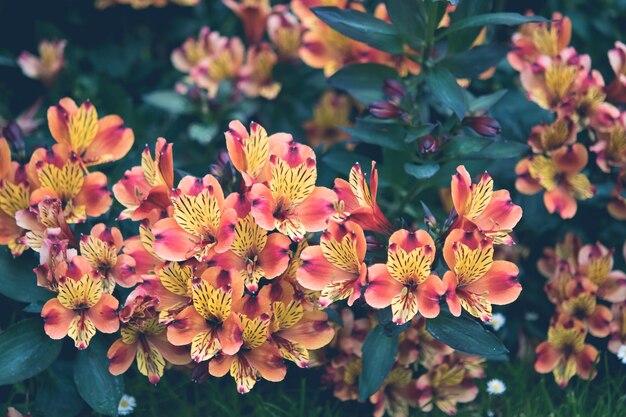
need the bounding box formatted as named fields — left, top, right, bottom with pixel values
left=171, top=27, right=219, bottom=74
left=489, top=313, right=506, bottom=331
left=606, top=41, right=626, bottom=103
left=249, top=137, right=336, bottom=241
left=369, top=367, right=419, bottom=417
left=17, top=39, right=66, bottom=86
left=297, top=219, right=367, bottom=306
left=304, top=91, right=353, bottom=150
left=41, top=256, right=119, bottom=349
left=617, top=345, right=626, bottom=364
left=151, top=175, right=238, bottom=261
left=47, top=98, right=134, bottom=167
left=238, top=43, right=282, bottom=99
left=534, top=321, right=598, bottom=387
left=365, top=229, right=445, bottom=324
left=117, top=394, right=137, bottom=416
left=28, top=143, right=112, bottom=223
left=6, top=408, right=32, bottom=417
left=108, top=290, right=190, bottom=383
left=486, top=378, right=506, bottom=395
left=267, top=5, right=302, bottom=58
left=442, top=229, right=522, bottom=322
left=223, top=0, right=271, bottom=44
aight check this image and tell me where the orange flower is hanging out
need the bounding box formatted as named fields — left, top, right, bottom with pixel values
left=557, top=289, right=612, bottom=338
left=139, top=260, right=193, bottom=324
left=41, top=256, right=119, bottom=349
left=450, top=165, right=522, bottom=245
left=96, top=0, right=199, bottom=9
left=238, top=43, right=282, bottom=99
left=516, top=146, right=594, bottom=219
left=535, top=321, right=598, bottom=387
left=606, top=41, right=626, bottom=103
left=365, top=229, right=445, bottom=324
left=269, top=300, right=334, bottom=367
left=297, top=219, right=367, bottom=306
left=590, top=106, right=626, bottom=173
left=167, top=268, right=244, bottom=363
left=208, top=314, right=286, bottom=393
left=0, top=138, right=32, bottom=255
left=577, top=242, right=626, bottom=303
left=223, top=0, right=271, bottom=44
left=171, top=27, right=220, bottom=74
left=334, top=162, right=393, bottom=236
left=113, top=138, right=174, bottom=223
left=17, top=39, right=66, bottom=86
left=527, top=117, right=577, bottom=154
left=608, top=303, right=626, bottom=355
left=108, top=290, right=190, bottom=383
left=151, top=175, right=238, bottom=261
left=47, top=98, right=134, bottom=167
left=28, top=143, right=112, bottom=223
left=369, top=367, right=419, bottom=417
left=249, top=138, right=336, bottom=241
left=80, top=223, right=139, bottom=292
left=304, top=91, right=352, bottom=150
left=442, top=229, right=521, bottom=322
left=267, top=5, right=302, bottom=58
left=189, top=34, right=245, bottom=98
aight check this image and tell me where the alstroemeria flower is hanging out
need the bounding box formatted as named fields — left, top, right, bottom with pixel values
left=606, top=41, right=626, bottom=103
left=370, top=367, right=419, bottom=417
left=507, top=12, right=571, bottom=71
left=80, top=223, right=138, bottom=292
left=152, top=175, right=238, bottom=262
left=334, top=162, right=393, bottom=236
left=608, top=303, right=626, bottom=355
left=17, top=39, right=66, bottom=86
left=113, top=138, right=174, bottom=223
left=167, top=268, right=244, bottom=363
left=304, top=91, right=352, bottom=150
left=365, top=229, right=444, bottom=324
left=238, top=43, right=282, bottom=99
left=442, top=229, right=521, bottom=322
left=590, top=109, right=626, bottom=173
left=223, top=0, right=271, bottom=44
left=558, top=290, right=612, bottom=337
left=249, top=138, right=336, bottom=241
left=535, top=321, right=598, bottom=387
left=28, top=143, right=112, bottom=223
left=171, top=27, right=219, bottom=74
left=209, top=314, right=286, bottom=393
left=139, top=260, right=193, bottom=324
left=297, top=220, right=367, bottom=307
left=267, top=5, right=302, bottom=58
left=214, top=213, right=291, bottom=292
left=47, top=98, right=134, bottom=167
left=190, top=34, right=245, bottom=99
left=41, top=256, right=119, bottom=349
left=577, top=242, right=626, bottom=303
left=225, top=120, right=290, bottom=186
left=269, top=300, right=334, bottom=367
left=0, top=138, right=31, bottom=255
left=416, top=358, right=479, bottom=415
left=516, top=146, right=594, bottom=219
left=108, top=291, right=190, bottom=383
left=451, top=165, right=522, bottom=245
left=527, top=117, right=577, bottom=154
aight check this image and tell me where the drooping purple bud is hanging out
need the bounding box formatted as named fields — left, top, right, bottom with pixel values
left=463, top=116, right=502, bottom=137
left=418, top=135, right=439, bottom=154
left=369, top=101, right=404, bottom=119
left=383, top=79, right=406, bottom=103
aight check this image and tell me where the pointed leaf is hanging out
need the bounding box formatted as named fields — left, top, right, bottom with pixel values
left=0, top=251, right=53, bottom=303
left=358, top=324, right=398, bottom=401
left=404, top=161, right=440, bottom=179
left=143, top=90, right=194, bottom=115
left=426, top=67, right=466, bottom=119
left=444, top=13, right=547, bottom=37
left=328, top=63, right=399, bottom=104
left=441, top=44, right=511, bottom=79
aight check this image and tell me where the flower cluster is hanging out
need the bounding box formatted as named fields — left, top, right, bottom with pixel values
left=17, top=39, right=66, bottom=86
left=510, top=13, right=626, bottom=219
left=95, top=0, right=199, bottom=9
left=322, top=309, right=485, bottom=416
left=534, top=234, right=626, bottom=386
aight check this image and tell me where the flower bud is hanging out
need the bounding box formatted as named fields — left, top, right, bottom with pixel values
left=383, top=79, right=406, bottom=103
left=463, top=116, right=502, bottom=137
left=420, top=201, right=437, bottom=230
left=366, top=235, right=385, bottom=252
left=2, top=121, right=25, bottom=158
left=418, top=135, right=439, bottom=154
left=369, top=101, right=404, bottom=119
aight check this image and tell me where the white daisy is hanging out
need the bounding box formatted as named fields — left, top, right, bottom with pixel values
left=118, top=394, right=136, bottom=416
left=486, top=379, right=506, bottom=395
left=617, top=345, right=626, bottom=364
left=488, top=313, right=506, bottom=331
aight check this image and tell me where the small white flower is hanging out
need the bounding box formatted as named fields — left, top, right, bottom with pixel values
left=486, top=379, right=506, bottom=395
left=617, top=345, right=626, bottom=364
left=487, top=411, right=495, bottom=417
left=118, top=394, right=136, bottom=416
left=525, top=311, right=539, bottom=321
left=488, top=313, right=506, bottom=331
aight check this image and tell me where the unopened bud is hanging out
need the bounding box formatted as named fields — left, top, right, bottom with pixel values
left=420, top=201, right=437, bottom=230
left=366, top=235, right=385, bottom=252
left=2, top=121, right=25, bottom=158
left=463, top=116, right=501, bottom=137
left=191, top=361, right=210, bottom=383
left=369, top=101, right=404, bottom=119
left=383, top=79, right=405, bottom=103
left=418, top=135, right=439, bottom=154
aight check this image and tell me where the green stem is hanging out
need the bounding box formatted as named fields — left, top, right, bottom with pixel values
left=421, top=0, right=439, bottom=68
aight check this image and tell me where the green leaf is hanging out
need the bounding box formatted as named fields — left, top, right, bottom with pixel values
left=143, top=90, right=194, bottom=115
left=404, top=161, right=440, bottom=179
left=342, top=120, right=405, bottom=150
left=477, top=140, right=529, bottom=159
left=426, top=307, right=509, bottom=359
left=444, top=13, right=547, bottom=37
left=468, top=90, right=509, bottom=112
left=188, top=123, right=218, bottom=144
left=445, top=0, right=493, bottom=53
left=441, top=44, right=511, bottom=79
left=426, top=67, right=466, bottom=119
left=404, top=124, right=436, bottom=143
left=0, top=318, right=62, bottom=385
left=444, top=136, right=493, bottom=159
left=0, top=251, right=52, bottom=303
left=328, top=63, right=399, bottom=104
left=358, top=324, right=398, bottom=401
left=384, top=0, right=425, bottom=46
left=74, top=337, right=124, bottom=417
left=322, top=151, right=372, bottom=176
left=36, top=362, right=85, bottom=417
left=312, top=7, right=405, bottom=54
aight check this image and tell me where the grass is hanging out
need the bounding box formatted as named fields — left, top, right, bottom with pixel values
left=113, top=356, right=626, bottom=417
